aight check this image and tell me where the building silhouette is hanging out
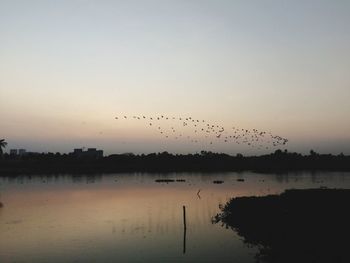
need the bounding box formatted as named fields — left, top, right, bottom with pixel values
left=9, top=149, right=27, bottom=156
left=18, top=149, right=26, bottom=156
left=10, top=149, right=18, bottom=155
left=71, top=148, right=103, bottom=158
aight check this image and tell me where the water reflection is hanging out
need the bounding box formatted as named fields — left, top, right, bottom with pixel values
left=213, top=188, right=350, bottom=263
left=0, top=172, right=350, bottom=262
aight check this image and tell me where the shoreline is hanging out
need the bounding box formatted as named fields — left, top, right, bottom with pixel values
left=213, top=188, right=350, bottom=262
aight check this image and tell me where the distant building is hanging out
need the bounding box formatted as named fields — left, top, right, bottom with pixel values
left=18, top=149, right=27, bottom=156
left=73, top=148, right=83, bottom=157
left=87, top=148, right=97, bottom=152
left=70, top=148, right=103, bottom=158
left=10, top=149, right=18, bottom=155
left=9, top=149, right=28, bottom=156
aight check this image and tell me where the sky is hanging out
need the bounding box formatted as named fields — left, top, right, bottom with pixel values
left=1, top=0, right=350, bottom=155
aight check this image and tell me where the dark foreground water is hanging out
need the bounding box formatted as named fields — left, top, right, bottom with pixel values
left=1, top=172, right=350, bottom=262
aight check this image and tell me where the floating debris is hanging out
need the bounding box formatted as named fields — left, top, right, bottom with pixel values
left=213, top=180, right=224, bottom=184
left=237, top=178, right=245, bottom=182
left=197, top=189, right=201, bottom=199
left=155, top=179, right=175, bottom=183
left=176, top=179, right=186, bottom=182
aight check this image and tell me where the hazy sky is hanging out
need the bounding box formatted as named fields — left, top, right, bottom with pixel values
left=1, top=0, right=349, bottom=155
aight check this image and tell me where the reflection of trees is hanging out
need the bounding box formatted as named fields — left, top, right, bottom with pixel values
left=213, top=189, right=350, bottom=263
left=72, top=175, right=102, bottom=184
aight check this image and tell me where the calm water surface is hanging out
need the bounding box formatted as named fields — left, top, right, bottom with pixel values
left=1, top=172, right=350, bottom=262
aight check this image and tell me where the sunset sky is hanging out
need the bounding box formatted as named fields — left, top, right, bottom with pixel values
left=1, top=0, right=349, bottom=155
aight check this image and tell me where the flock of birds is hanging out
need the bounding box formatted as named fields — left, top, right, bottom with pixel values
left=114, top=114, right=288, bottom=150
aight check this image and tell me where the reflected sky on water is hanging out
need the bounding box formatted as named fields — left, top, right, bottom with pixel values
left=1, top=172, right=350, bottom=262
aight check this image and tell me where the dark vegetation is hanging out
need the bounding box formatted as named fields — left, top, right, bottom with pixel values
left=0, top=149, right=350, bottom=175
left=213, top=188, right=350, bottom=263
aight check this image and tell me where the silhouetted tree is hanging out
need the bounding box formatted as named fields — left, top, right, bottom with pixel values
left=0, top=139, right=7, bottom=156
left=310, top=149, right=318, bottom=156
left=236, top=153, right=243, bottom=158
left=272, top=149, right=281, bottom=156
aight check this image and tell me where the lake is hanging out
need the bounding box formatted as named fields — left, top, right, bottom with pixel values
left=1, top=172, right=350, bottom=262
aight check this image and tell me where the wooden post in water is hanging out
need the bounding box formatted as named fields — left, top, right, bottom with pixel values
left=183, top=205, right=187, bottom=230
left=183, top=205, right=187, bottom=254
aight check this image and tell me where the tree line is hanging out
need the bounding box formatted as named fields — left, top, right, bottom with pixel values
left=1, top=148, right=349, bottom=174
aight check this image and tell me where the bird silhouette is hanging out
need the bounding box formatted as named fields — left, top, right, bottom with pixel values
left=114, top=113, right=288, bottom=150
